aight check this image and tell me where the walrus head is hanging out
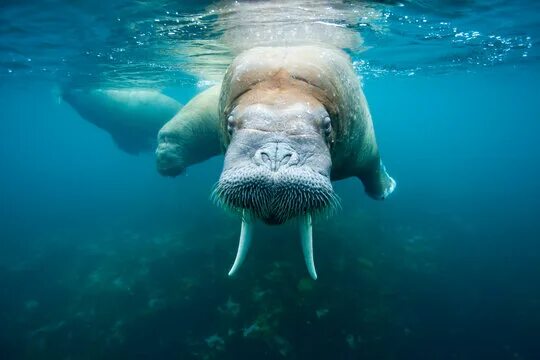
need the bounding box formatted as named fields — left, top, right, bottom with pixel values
left=213, top=81, right=340, bottom=279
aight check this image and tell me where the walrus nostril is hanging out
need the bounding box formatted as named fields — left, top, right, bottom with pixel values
left=280, top=153, right=292, bottom=167
left=254, top=143, right=297, bottom=171
left=260, top=151, right=271, bottom=165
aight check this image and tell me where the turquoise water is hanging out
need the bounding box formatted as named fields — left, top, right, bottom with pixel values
left=1, top=1, right=540, bottom=359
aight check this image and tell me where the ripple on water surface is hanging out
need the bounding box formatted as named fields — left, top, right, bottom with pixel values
left=0, top=0, right=538, bottom=87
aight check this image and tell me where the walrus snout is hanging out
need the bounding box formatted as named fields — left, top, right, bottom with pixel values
left=253, top=142, right=299, bottom=172
left=214, top=128, right=337, bottom=225
left=214, top=164, right=338, bottom=225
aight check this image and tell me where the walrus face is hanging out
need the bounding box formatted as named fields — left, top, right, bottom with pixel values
left=215, top=97, right=338, bottom=225
left=214, top=90, right=339, bottom=280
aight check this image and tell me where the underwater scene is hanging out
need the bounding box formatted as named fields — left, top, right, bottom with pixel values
left=1, top=0, right=539, bottom=359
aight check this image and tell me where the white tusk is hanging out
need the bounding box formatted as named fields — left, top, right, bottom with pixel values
left=228, top=212, right=253, bottom=277
left=300, top=213, right=317, bottom=280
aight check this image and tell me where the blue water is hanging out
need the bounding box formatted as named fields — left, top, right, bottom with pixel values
left=1, top=1, right=540, bottom=359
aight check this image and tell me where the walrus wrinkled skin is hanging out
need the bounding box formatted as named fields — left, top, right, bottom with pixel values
left=156, top=45, right=396, bottom=279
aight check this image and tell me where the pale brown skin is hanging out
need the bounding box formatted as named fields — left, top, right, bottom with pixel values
left=64, top=88, right=181, bottom=155
left=156, top=45, right=395, bottom=200
left=156, top=86, right=222, bottom=176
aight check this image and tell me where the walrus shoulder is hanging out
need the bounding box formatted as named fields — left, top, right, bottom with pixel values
left=156, top=85, right=223, bottom=176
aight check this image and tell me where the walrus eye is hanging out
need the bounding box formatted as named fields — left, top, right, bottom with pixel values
left=322, top=116, right=332, bottom=136
left=227, top=115, right=235, bottom=135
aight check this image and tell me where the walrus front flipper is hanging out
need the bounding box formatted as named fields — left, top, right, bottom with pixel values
left=156, top=85, right=222, bottom=176
left=358, top=158, right=397, bottom=200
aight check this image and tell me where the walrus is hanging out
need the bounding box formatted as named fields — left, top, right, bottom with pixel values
left=156, top=45, right=396, bottom=279
left=63, top=88, right=181, bottom=154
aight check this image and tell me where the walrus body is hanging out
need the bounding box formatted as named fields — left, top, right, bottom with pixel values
left=219, top=46, right=395, bottom=197
left=156, top=45, right=395, bottom=279
left=64, top=88, right=181, bottom=154
left=157, top=46, right=395, bottom=199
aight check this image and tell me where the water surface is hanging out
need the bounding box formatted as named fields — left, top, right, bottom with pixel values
left=0, top=1, right=539, bottom=359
